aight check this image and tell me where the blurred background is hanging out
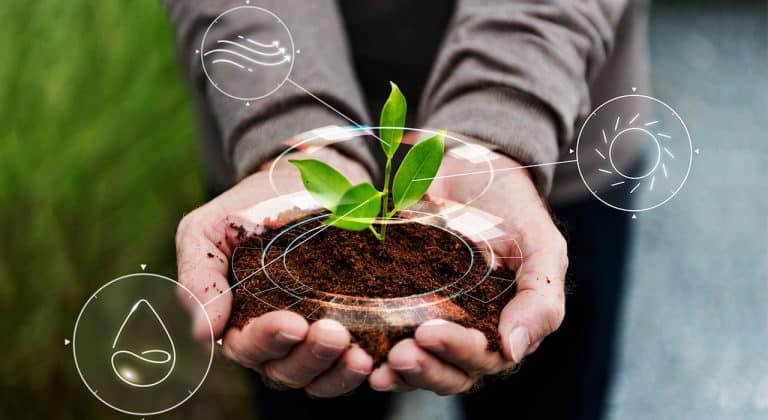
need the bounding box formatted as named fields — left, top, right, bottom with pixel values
left=0, top=0, right=765, bottom=419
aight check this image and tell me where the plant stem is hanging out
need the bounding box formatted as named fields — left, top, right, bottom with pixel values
left=368, top=225, right=383, bottom=241
left=378, top=157, right=393, bottom=241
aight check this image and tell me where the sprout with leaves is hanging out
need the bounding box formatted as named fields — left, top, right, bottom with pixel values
left=290, top=82, right=445, bottom=241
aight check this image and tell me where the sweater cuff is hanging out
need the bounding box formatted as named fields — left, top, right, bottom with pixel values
left=423, top=88, right=560, bottom=196
left=232, top=106, right=378, bottom=180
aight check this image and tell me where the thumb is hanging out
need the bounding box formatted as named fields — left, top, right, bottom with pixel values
left=499, top=246, right=567, bottom=364
left=176, top=212, right=234, bottom=341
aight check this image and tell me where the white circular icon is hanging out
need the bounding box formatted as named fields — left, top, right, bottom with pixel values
left=576, top=94, right=692, bottom=212
left=200, top=6, right=295, bottom=101
left=72, top=273, right=213, bottom=416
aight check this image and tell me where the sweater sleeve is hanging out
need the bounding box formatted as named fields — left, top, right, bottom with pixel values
left=419, top=0, right=628, bottom=195
left=163, top=0, right=376, bottom=180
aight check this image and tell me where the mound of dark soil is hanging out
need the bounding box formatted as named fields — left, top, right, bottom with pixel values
left=229, top=215, right=516, bottom=363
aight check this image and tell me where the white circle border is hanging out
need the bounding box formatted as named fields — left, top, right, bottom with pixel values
left=200, top=5, right=295, bottom=101
left=576, top=94, right=693, bottom=213
left=608, top=127, right=661, bottom=180
left=72, top=273, right=214, bottom=417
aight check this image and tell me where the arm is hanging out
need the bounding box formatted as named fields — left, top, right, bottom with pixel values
left=163, top=0, right=376, bottom=178
left=164, top=0, right=377, bottom=397
left=420, top=0, right=628, bottom=194
left=372, top=0, right=630, bottom=394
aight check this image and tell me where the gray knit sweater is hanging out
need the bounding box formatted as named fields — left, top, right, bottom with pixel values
left=164, top=0, right=649, bottom=204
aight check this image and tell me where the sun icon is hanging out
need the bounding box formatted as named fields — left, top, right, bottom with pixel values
left=576, top=94, right=692, bottom=213
left=596, top=115, right=677, bottom=194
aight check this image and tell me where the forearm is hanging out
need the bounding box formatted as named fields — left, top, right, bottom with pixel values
left=163, top=0, right=376, bottom=180
left=420, top=0, right=629, bottom=195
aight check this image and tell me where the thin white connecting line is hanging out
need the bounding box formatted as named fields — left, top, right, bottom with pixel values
left=203, top=195, right=380, bottom=307
left=414, top=159, right=578, bottom=182
left=286, top=78, right=391, bottom=148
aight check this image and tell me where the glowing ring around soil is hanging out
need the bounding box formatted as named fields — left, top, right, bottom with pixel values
left=231, top=208, right=522, bottom=329
left=272, top=214, right=482, bottom=300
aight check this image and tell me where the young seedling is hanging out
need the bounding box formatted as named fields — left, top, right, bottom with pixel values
left=289, top=82, right=445, bottom=241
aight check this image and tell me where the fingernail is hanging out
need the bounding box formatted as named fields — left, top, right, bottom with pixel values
left=311, top=320, right=347, bottom=359
left=391, top=362, right=421, bottom=375
left=312, top=343, right=346, bottom=360
left=421, top=319, right=448, bottom=327
left=316, top=319, right=346, bottom=333
left=276, top=331, right=303, bottom=344
left=342, top=368, right=368, bottom=383
left=421, top=342, right=445, bottom=352
left=372, top=383, right=394, bottom=392
left=508, top=326, right=530, bottom=364
left=418, top=319, right=447, bottom=351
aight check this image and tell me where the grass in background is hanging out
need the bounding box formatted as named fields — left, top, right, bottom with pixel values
left=0, top=1, right=252, bottom=417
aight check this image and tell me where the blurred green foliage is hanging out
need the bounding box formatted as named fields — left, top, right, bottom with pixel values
left=0, top=0, right=239, bottom=417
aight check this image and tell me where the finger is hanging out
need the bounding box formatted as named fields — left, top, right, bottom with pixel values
left=305, top=345, right=373, bottom=398
left=499, top=235, right=568, bottom=363
left=176, top=209, right=234, bottom=341
left=414, top=320, right=509, bottom=377
left=262, top=319, right=350, bottom=388
left=388, top=339, right=474, bottom=395
left=221, top=311, right=308, bottom=369
left=369, top=363, right=412, bottom=392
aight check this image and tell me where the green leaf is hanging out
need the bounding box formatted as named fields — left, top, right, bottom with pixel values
left=379, top=81, right=407, bottom=158
left=325, top=182, right=382, bottom=231
left=392, top=132, right=445, bottom=212
left=289, top=159, right=352, bottom=210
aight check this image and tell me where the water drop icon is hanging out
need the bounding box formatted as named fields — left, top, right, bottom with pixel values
left=110, top=299, right=176, bottom=388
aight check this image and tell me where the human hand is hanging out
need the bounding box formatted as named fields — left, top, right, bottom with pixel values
left=176, top=147, right=375, bottom=397
left=369, top=150, right=568, bottom=394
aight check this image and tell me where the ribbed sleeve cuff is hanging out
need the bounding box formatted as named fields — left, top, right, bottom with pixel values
left=423, top=88, right=560, bottom=196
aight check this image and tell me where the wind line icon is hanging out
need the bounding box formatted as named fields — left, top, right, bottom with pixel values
left=205, top=35, right=291, bottom=73
left=110, top=299, right=176, bottom=388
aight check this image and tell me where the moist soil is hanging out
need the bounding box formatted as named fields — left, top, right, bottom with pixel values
left=229, top=214, right=517, bottom=364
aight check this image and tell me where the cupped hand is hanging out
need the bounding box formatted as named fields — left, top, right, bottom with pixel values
left=175, top=147, right=375, bottom=397
left=370, top=151, right=568, bottom=394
